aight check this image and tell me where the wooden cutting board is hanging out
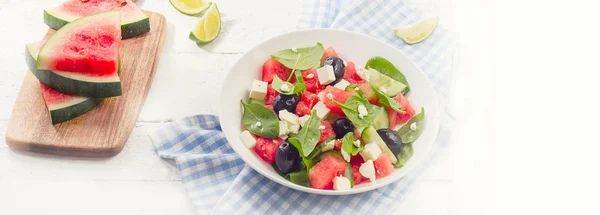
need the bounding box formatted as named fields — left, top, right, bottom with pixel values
left=5, top=11, right=166, bottom=157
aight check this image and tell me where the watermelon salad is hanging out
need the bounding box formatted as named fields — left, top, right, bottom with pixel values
left=23, top=0, right=152, bottom=124
left=239, top=43, right=426, bottom=190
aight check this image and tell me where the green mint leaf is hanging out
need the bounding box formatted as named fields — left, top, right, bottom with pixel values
left=271, top=43, right=325, bottom=70
left=287, top=170, right=309, bottom=187
left=394, top=143, right=414, bottom=168
left=240, top=100, right=279, bottom=138
left=372, top=86, right=406, bottom=114
left=397, top=107, right=425, bottom=143
left=289, top=110, right=321, bottom=157
left=333, top=96, right=383, bottom=128
left=366, top=56, right=410, bottom=95
left=341, top=132, right=364, bottom=156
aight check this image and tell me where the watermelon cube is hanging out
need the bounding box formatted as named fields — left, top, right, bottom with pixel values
left=321, top=47, right=339, bottom=64
left=262, top=58, right=293, bottom=83
left=254, top=137, right=284, bottom=164
left=342, top=62, right=364, bottom=84
left=321, top=86, right=353, bottom=116
left=388, top=93, right=416, bottom=128
left=302, top=69, right=324, bottom=93
left=318, top=121, right=336, bottom=145
left=264, top=84, right=279, bottom=105
left=373, top=153, right=395, bottom=179
left=308, top=154, right=347, bottom=189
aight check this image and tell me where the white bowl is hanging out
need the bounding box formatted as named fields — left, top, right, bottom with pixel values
left=219, top=29, right=440, bottom=195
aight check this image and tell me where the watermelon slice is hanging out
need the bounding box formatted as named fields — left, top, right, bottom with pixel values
left=27, top=41, right=103, bottom=124
left=44, top=0, right=150, bottom=39
left=36, top=11, right=122, bottom=98
left=308, top=154, right=347, bottom=189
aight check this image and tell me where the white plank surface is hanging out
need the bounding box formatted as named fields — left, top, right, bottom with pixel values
left=0, top=0, right=494, bottom=214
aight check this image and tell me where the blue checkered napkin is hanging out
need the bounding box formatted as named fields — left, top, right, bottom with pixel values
left=150, top=0, right=456, bottom=214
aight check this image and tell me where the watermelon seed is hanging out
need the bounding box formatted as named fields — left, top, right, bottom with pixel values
left=120, top=1, right=128, bottom=7
left=80, top=0, right=89, bottom=2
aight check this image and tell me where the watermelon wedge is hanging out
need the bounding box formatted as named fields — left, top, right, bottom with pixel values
left=27, top=41, right=103, bottom=124
left=44, top=0, right=150, bottom=39
left=36, top=11, right=122, bottom=98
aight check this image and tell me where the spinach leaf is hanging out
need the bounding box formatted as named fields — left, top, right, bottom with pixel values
left=302, top=158, right=314, bottom=171
left=287, top=170, right=310, bottom=187
left=333, top=96, right=383, bottom=128
left=341, top=132, right=364, bottom=156
left=240, top=100, right=280, bottom=138
left=397, top=107, right=425, bottom=143
left=288, top=110, right=321, bottom=157
left=305, top=138, right=334, bottom=160
left=372, top=86, right=406, bottom=114
left=393, top=143, right=414, bottom=168
left=271, top=72, right=306, bottom=95
left=366, top=56, right=410, bottom=94
left=346, top=84, right=367, bottom=99
left=271, top=43, right=325, bottom=70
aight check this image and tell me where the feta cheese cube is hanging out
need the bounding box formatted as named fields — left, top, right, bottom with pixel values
left=319, top=125, right=326, bottom=130
left=333, top=176, right=351, bottom=191
left=298, top=115, right=310, bottom=127
left=249, top=80, right=268, bottom=100
left=356, top=67, right=370, bottom=81
left=321, top=140, right=335, bottom=152
left=360, top=142, right=382, bottom=161
left=334, top=79, right=351, bottom=90
left=288, top=123, right=300, bottom=134
left=312, top=102, right=330, bottom=119
left=279, top=121, right=288, bottom=137
left=341, top=149, right=351, bottom=162
left=357, top=104, right=368, bottom=119
left=240, top=130, right=256, bottom=148
left=353, top=140, right=362, bottom=148
left=359, top=160, right=376, bottom=182
left=410, top=122, right=417, bottom=131
left=317, top=65, right=336, bottom=85
left=279, top=110, right=299, bottom=125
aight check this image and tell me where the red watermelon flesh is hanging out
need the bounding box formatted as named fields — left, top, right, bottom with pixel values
left=38, top=11, right=121, bottom=77
left=49, top=0, right=147, bottom=25
left=350, top=156, right=369, bottom=185
left=318, top=121, right=336, bottom=144
left=302, top=69, right=324, bottom=93
left=308, top=154, right=347, bottom=189
left=262, top=58, right=293, bottom=83
left=373, top=153, right=395, bottom=179
left=388, top=93, right=416, bottom=128
left=295, top=91, right=319, bottom=116
left=321, top=86, right=353, bottom=116
left=321, top=47, right=339, bottom=63
left=254, top=137, right=284, bottom=164
left=265, top=84, right=279, bottom=105
left=342, top=62, right=364, bottom=84
left=357, top=82, right=378, bottom=104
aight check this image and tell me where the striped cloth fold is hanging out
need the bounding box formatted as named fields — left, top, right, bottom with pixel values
left=150, top=0, right=457, bottom=214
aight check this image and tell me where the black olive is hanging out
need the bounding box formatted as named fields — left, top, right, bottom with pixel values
left=332, top=118, right=355, bottom=139
left=376, top=129, right=404, bottom=156
left=273, top=94, right=300, bottom=114
left=321, top=56, right=345, bottom=85
left=275, top=142, right=301, bottom=174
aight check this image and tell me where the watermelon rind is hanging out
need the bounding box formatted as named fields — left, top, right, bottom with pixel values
left=43, top=0, right=150, bottom=39
left=36, top=11, right=122, bottom=98
left=26, top=42, right=103, bottom=124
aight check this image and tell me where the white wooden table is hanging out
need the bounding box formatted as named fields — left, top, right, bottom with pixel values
left=0, top=0, right=493, bottom=214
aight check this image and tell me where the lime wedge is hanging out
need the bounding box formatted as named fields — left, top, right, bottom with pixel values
left=169, top=0, right=212, bottom=16
left=394, top=16, right=439, bottom=45
left=189, top=3, right=221, bottom=44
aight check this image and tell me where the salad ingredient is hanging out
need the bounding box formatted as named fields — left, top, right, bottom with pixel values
left=317, top=65, right=336, bottom=85
left=288, top=170, right=309, bottom=187
left=169, top=0, right=211, bottom=16
left=371, top=109, right=390, bottom=130
left=359, top=142, right=382, bottom=161
left=44, top=0, right=149, bottom=39
left=241, top=100, right=280, bottom=138
left=288, top=123, right=300, bottom=134
left=373, top=87, right=405, bottom=114
left=273, top=94, right=300, bottom=114
left=271, top=43, right=325, bottom=70
left=394, top=16, right=439, bottom=45
left=333, top=176, right=351, bottom=191
left=361, top=126, right=398, bottom=164
left=359, top=160, right=376, bottom=182
left=278, top=121, right=289, bottom=137
left=333, top=79, right=351, bottom=90
left=318, top=121, right=336, bottom=144
left=366, top=56, right=410, bottom=95
left=37, top=10, right=121, bottom=98
left=341, top=132, right=364, bottom=156
left=320, top=47, right=339, bottom=63
left=249, top=80, right=268, bottom=100
left=351, top=157, right=369, bottom=185
left=239, top=130, right=257, bottom=148
left=275, top=141, right=301, bottom=174
left=376, top=128, right=404, bottom=156
left=334, top=96, right=383, bottom=129
left=388, top=93, right=416, bottom=127
left=321, top=56, right=346, bottom=85
left=312, top=102, right=330, bottom=119
left=346, top=82, right=378, bottom=104
left=332, top=118, right=355, bottom=139
left=265, top=85, right=279, bottom=105
left=342, top=62, right=364, bottom=84
left=262, top=58, right=293, bottom=83
left=288, top=111, right=321, bottom=157
left=278, top=109, right=299, bottom=125
left=320, top=139, right=335, bottom=152
left=321, top=86, right=353, bottom=116
left=397, top=108, right=425, bottom=143
left=301, top=69, right=324, bottom=93
left=373, top=153, right=395, bottom=178
left=254, top=137, right=284, bottom=164
left=367, top=68, right=407, bottom=97
left=308, top=153, right=347, bottom=189
left=394, top=142, right=414, bottom=168
left=189, top=3, right=220, bottom=43
left=295, top=91, right=319, bottom=116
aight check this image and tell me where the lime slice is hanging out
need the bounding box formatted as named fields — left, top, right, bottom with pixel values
left=394, top=16, right=439, bottom=44
left=169, top=0, right=212, bottom=16
left=189, top=3, right=221, bottom=44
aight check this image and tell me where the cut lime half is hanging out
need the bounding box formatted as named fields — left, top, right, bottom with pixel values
left=394, top=16, right=439, bottom=45
left=189, top=3, right=221, bottom=44
left=169, top=0, right=212, bottom=16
